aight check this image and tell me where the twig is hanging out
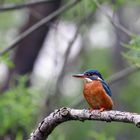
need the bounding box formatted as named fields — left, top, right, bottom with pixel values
left=55, top=12, right=95, bottom=90
left=107, top=65, right=140, bottom=85
left=29, top=107, right=140, bottom=140
left=0, top=0, right=82, bottom=56
left=58, top=21, right=81, bottom=79
left=54, top=23, right=81, bottom=90
left=0, top=0, right=55, bottom=12
left=45, top=11, right=95, bottom=113
left=44, top=21, right=81, bottom=113
left=57, top=12, right=94, bottom=83
left=92, top=0, right=136, bottom=37
left=63, top=11, right=95, bottom=73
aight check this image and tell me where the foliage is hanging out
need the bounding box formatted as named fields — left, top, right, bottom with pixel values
left=62, top=0, right=96, bottom=21
left=123, top=36, right=140, bottom=66
left=0, top=75, right=41, bottom=136
left=0, top=12, right=20, bottom=29
left=0, top=6, right=23, bottom=51
left=0, top=53, right=14, bottom=68
left=81, top=48, right=113, bottom=78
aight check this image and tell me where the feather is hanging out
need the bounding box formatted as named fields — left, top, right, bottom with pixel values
left=101, top=80, right=112, bottom=97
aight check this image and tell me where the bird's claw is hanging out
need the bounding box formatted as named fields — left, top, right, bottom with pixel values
left=98, top=108, right=105, bottom=112
left=89, top=108, right=94, bottom=113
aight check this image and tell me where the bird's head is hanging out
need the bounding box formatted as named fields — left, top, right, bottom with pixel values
left=73, top=69, right=104, bottom=82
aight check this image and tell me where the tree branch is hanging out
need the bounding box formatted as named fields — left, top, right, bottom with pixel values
left=0, top=0, right=82, bottom=56
left=29, top=107, right=140, bottom=140
left=0, top=0, right=55, bottom=12
left=92, top=0, right=136, bottom=37
left=107, top=65, right=140, bottom=85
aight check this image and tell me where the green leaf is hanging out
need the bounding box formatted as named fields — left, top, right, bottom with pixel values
left=0, top=75, right=41, bottom=135
left=0, top=53, right=14, bottom=68
left=122, top=36, right=140, bottom=66
left=62, top=0, right=97, bottom=21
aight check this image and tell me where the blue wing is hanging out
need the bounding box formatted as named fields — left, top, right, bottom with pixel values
left=101, top=80, right=112, bottom=97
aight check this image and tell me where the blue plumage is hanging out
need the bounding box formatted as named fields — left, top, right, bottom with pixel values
left=100, top=80, right=112, bottom=97
left=88, top=75, right=112, bottom=97
left=74, top=69, right=111, bottom=97
left=84, top=69, right=104, bottom=80
left=73, top=69, right=113, bottom=111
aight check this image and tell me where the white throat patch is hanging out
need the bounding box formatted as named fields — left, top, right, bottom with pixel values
left=84, top=78, right=93, bottom=83
left=84, top=76, right=103, bottom=83
left=97, top=77, right=103, bottom=81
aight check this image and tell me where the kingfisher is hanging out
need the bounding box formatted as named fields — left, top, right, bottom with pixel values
left=73, top=69, right=113, bottom=112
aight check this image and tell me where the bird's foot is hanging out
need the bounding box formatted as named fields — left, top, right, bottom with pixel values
left=98, top=108, right=105, bottom=112
left=89, top=108, right=94, bottom=113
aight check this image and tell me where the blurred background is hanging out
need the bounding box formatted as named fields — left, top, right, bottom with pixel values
left=0, top=0, right=140, bottom=139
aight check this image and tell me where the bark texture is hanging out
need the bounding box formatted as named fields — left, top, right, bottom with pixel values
left=29, top=107, right=140, bottom=140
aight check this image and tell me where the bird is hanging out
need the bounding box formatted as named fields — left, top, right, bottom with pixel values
left=73, top=69, right=113, bottom=112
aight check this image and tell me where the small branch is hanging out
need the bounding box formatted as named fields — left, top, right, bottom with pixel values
left=107, top=65, right=140, bottom=85
left=57, top=11, right=94, bottom=83
left=45, top=11, right=95, bottom=113
left=0, top=0, right=54, bottom=12
left=29, top=107, right=140, bottom=140
left=57, top=12, right=94, bottom=86
left=57, top=18, right=81, bottom=81
left=92, top=0, right=136, bottom=37
left=0, top=0, right=82, bottom=56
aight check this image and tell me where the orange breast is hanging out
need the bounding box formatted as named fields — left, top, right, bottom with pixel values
left=83, top=81, right=113, bottom=110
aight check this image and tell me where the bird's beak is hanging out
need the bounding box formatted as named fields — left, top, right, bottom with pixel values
left=72, top=73, right=85, bottom=78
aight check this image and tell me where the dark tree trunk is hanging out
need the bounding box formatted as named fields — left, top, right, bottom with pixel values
left=1, top=0, right=61, bottom=91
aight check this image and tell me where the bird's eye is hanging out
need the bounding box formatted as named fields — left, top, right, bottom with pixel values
left=87, top=73, right=92, bottom=76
